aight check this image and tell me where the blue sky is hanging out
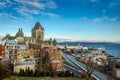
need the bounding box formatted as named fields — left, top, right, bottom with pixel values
left=0, top=0, right=120, bottom=42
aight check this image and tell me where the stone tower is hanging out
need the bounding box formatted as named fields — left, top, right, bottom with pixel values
left=32, top=22, right=44, bottom=41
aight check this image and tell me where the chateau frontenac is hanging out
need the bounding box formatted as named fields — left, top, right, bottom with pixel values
left=1, top=21, right=63, bottom=73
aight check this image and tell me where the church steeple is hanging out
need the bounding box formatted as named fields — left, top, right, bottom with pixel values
left=16, top=28, right=24, bottom=37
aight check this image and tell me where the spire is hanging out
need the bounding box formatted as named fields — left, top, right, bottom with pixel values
left=15, top=28, right=24, bottom=37
left=34, top=21, right=44, bottom=30
left=18, top=28, right=20, bottom=32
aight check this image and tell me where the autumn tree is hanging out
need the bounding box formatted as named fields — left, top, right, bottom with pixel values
left=86, top=60, right=97, bottom=80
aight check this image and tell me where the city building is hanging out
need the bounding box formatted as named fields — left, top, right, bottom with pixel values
left=14, top=58, right=36, bottom=73
left=0, top=45, right=5, bottom=59
left=113, top=67, right=120, bottom=78
left=17, top=44, right=28, bottom=59
left=40, top=47, right=63, bottom=71
left=2, top=21, right=63, bottom=73
left=5, top=40, right=18, bottom=63
left=32, top=22, right=44, bottom=41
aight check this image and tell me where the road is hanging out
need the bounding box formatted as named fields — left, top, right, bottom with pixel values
left=64, top=64, right=81, bottom=77
left=63, top=52, right=115, bottom=80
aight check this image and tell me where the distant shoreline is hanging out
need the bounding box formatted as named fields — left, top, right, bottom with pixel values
left=58, top=41, right=120, bottom=45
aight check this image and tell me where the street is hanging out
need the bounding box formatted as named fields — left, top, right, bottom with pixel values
left=63, top=52, right=115, bottom=80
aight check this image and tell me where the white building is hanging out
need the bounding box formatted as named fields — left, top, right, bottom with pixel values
left=14, top=59, right=36, bottom=73
left=5, top=40, right=29, bottom=63
left=113, top=67, right=120, bottom=78
left=5, top=40, right=18, bottom=63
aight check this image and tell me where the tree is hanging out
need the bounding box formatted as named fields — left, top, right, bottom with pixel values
left=49, top=38, right=52, bottom=45
left=86, top=60, right=97, bottom=80
left=19, top=68, right=24, bottom=76
left=53, top=39, right=57, bottom=46
left=106, top=60, right=115, bottom=80
left=24, top=67, right=30, bottom=76
left=42, top=52, right=50, bottom=77
left=3, top=34, right=15, bottom=40
left=65, top=70, right=72, bottom=77
left=0, top=63, right=5, bottom=75
left=58, top=71, right=65, bottom=77
left=34, top=69, right=41, bottom=77
left=29, top=69, right=34, bottom=77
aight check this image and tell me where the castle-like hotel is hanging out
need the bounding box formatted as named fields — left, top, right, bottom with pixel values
left=0, top=22, right=63, bottom=73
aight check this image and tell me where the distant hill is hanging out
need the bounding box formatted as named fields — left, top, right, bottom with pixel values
left=58, top=41, right=120, bottom=46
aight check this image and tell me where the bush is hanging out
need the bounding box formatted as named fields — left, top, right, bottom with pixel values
left=65, top=70, right=73, bottom=77
left=0, top=73, right=10, bottom=80
left=0, top=63, right=5, bottom=75
left=34, top=69, right=41, bottom=77
left=58, top=71, right=65, bottom=77
left=49, top=71, right=54, bottom=77
left=19, top=68, right=24, bottom=76
left=24, top=67, right=30, bottom=76
left=29, top=69, right=34, bottom=77
left=41, top=71, right=45, bottom=76
left=0, top=62, right=11, bottom=80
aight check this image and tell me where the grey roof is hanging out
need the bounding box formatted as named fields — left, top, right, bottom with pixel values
left=32, top=22, right=44, bottom=31
left=6, top=40, right=18, bottom=46
left=15, top=61, right=35, bottom=66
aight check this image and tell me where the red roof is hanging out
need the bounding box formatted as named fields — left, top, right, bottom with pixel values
left=41, top=47, right=53, bottom=51
left=0, top=45, right=5, bottom=56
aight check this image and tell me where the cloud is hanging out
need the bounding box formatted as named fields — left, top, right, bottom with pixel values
left=109, top=17, right=119, bottom=21
left=90, top=0, right=99, bottom=3
left=13, top=0, right=58, bottom=18
left=6, top=0, right=13, bottom=4
left=28, top=2, right=45, bottom=9
left=15, top=6, right=40, bottom=16
left=0, top=2, right=6, bottom=8
left=8, top=25, right=19, bottom=29
left=0, top=13, right=9, bottom=18
left=46, top=0, right=57, bottom=9
left=15, top=0, right=45, bottom=10
left=93, top=18, right=103, bottom=22
left=109, top=1, right=120, bottom=8
left=0, top=0, right=58, bottom=19
left=79, top=17, right=88, bottom=21
left=15, top=0, right=57, bottom=9
left=41, top=12, right=59, bottom=18
left=92, top=16, right=119, bottom=22
left=0, top=12, right=17, bottom=20
left=102, top=10, right=106, bottom=13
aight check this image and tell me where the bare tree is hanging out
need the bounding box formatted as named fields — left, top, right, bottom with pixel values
left=106, top=60, right=115, bottom=80
left=86, top=60, right=97, bottom=80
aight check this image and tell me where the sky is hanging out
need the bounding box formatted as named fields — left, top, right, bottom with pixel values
left=0, top=0, right=120, bottom=42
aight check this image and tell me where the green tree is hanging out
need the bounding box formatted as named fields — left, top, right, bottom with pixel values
left=49, top=38, right=52, bottom=45
left=0, top=63, right=5, bottom=75
left=58, top=71, right=65, bottom=77
left=34, top=69, right=41, bottom=77
left=29, top=69, right=34, bottom=77
left=53, top=39, right=57, bottom=46
left=24, top=67, right=30, bottom=76
left=19, top=68, right=24, bottom=76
